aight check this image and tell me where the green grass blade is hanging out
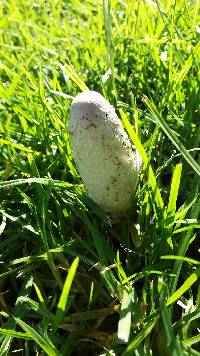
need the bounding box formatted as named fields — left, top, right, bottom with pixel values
left=0, top=336, right=12, bottom=356
left=0, top=329, right=31, bottom=340
left=166, top=163, right=182, bottom=219
left=161, top=255, right=200, bottom=265
left=61, top=63, right=89, bottom=92
left=183, top=334, right=200, bottom=347
left=174, top=42, right=200, bottom=86
left=173, top=309, right=200, bottom=330
left=170, top=195, right=200, bottom=294
left=160, top=298, right=182, bottom=355
left=0, top=139, right=33, bottom=152
left=173, top=225, right=200, bottom=234
left=14, top=318, right=59, bottom=356
left=120, top=109, right=164, bottom=213
left=0, top=178, right=72, bottom=189
left=103, top=0, right=116, bottom=101
left=53, top=257, right=79, bottom=333
left=122, top=316, right=159, bottom=355
left=167, top=267, right=200, bottom=306
left=142, top=96, right=200, bottom=177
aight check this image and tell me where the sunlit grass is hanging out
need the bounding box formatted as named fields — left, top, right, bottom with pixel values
left=0, top=0, right=200, bottom=355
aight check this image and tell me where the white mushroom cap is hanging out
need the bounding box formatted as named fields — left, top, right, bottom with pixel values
left=68, top=91, right=116, bottom=132
left=69, top=91, right=142, bottom=214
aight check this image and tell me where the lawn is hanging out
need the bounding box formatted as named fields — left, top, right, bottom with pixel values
left=0, top=0, right=200, bottom=355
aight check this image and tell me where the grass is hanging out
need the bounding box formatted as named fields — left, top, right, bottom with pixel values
left=0, top=0, right=200, bottom=354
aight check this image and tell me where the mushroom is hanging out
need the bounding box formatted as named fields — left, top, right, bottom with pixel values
left=68, top=91, right=141, bottom=215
